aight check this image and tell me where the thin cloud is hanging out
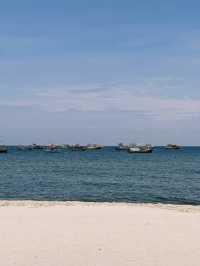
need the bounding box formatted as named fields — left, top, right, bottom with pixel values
left=1, top=85, right=200, bottom=121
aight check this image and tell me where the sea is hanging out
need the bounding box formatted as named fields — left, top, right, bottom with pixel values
left=0, top=146, right=200, bottom=205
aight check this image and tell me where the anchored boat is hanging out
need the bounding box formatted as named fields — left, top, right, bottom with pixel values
left=128, top=144, right=153, bottom=153
left=68, top=144, right=87, bottom=151
left=68, top=144, right=104, bottom=151
left=165, top=144, right=181, bottom=149
left=0, top=145, right=8, bottom=153
left=116, top=143, right=137, bottom=151
left=85, top=144, right=104, bottom=150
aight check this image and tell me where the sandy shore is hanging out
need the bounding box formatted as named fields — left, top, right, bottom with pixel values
left=1, top=201, right=200, bottom=266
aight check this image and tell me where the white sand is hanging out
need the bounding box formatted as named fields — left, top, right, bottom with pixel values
left=0, top=201, right=200, bottom=266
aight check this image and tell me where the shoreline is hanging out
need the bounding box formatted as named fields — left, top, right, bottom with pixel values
left=0, top=200, right=200, bottom=212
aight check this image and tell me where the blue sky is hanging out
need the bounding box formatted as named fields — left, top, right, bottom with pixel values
left=1, top=0, right=200, bottom=144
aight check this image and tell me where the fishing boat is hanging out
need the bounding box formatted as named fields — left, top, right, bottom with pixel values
left=128, top=144, right=153, bottom=153
left=165, top=144, right=181, bottom=149
left=85, top=144, right=104, bottom=150
left=116, top=143, right=129, bottom=150
left=0, top=145, right=8, bottom=153
left=28, top=144, right=45, bottom=150
left=17, top=145, right=27, bottom=151
left=44, top=144, right=59, bottom=152
left=116, top=143, right=136, bottom=150
left=68, top=144, right=87, bottom=151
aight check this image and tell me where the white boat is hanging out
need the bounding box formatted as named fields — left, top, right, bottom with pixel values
left=86, top=144, right=104, bottom=150
left=128, top=144, right=153, bottom=153
left=116, top=143, right=136, bottom=150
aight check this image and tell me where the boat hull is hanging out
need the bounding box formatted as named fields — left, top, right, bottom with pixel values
left=0, top=149, right=8, bottom=153
left=128, top=149, right=152, bottom=153
left=165, top=147, right=180, bottom=150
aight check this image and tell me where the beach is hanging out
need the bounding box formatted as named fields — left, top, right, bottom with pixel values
left=0, top=201, right=200, bottom=266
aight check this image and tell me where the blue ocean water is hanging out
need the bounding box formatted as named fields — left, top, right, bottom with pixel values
left=0, top=147, right=200, bottom=204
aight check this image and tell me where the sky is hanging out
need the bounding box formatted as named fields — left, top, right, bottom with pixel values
left=1, top=0, right=200, bottom=145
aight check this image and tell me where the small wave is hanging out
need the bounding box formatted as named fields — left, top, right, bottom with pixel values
left=0, top=200, right=200, bottom=213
